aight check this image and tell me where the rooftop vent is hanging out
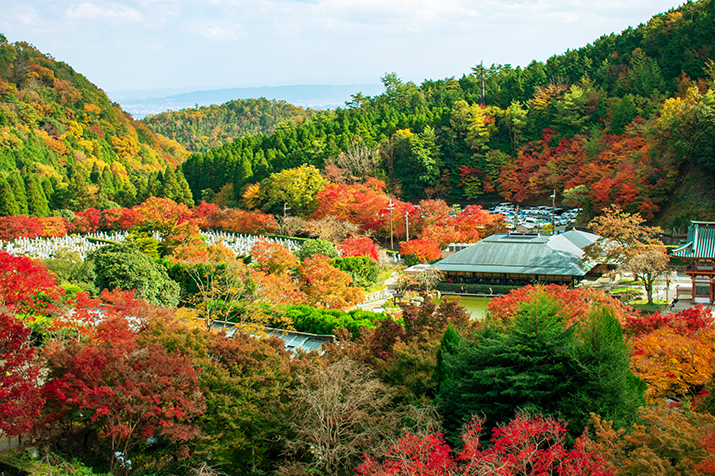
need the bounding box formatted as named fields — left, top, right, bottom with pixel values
left=506, top=232, right=540, bottom=239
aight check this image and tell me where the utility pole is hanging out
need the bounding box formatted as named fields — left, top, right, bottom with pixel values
left=480, top=60, right=486, bottom=107
left=550, top=189, right=556, bottom=234
left=405, top=210, right=410, bottom=242
left=388, top=199, right=395, bottom=251
left=406, top=205, right=420, bottom=242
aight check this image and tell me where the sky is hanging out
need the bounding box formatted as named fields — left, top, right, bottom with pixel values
left=1, top=0, right=683, bottom=95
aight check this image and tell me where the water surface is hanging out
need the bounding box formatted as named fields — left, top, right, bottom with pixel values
left=437, top=295, right=491, bottom=319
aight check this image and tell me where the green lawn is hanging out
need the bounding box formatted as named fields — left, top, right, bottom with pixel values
left=628, top=299, right=669, bottom=312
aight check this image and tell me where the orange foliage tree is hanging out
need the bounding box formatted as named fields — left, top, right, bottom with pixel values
left=415, top=201, right=505, bottom=249
left=313, top=177, right=418, bottom=238
left=340, top=236, right=379, bottom=261
left=204, top=208, right=278, bottom=235
left=250, top=238, right=299, bottom=274
left=298, top=254, right=364, bottom=310
left=487, top=284, right=636, bottom=327
left=588, top=404, right=715, bottom=475
left=584, top=205, right=664, bottom=265
left=253, top=270, right=307, bottom=307
left=400, top=239, right=441, bottom=263
left=627, top=305, right=715, bottom=402
left=131, top=197, right=204, bottom=257
left=37, top=216, right=70, bottom=237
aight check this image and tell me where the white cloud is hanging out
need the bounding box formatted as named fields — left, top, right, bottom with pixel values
left=66, top=2, right=145, bottom=22
left=0, top=0, right=683, bottom=91
left=184, top=21, right=246, bottom=41
left=0, top=4, right=43, bottom=26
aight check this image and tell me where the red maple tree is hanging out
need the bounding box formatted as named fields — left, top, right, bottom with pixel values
left=0, top=312, right=43, bottom=436
left=0, top=250, right=65, bottom=318
left=43, top=315, right=205, bottom=472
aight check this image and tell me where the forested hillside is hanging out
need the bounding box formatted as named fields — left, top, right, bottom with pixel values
left=141, top=98, right=315, bottom=153
left=179, top=0, right=715, bottom=226
left=0, top=34, right=193, bottom=214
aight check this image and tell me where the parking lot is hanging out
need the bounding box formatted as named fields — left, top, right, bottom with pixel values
left=488, top=202, right=582, bottom=232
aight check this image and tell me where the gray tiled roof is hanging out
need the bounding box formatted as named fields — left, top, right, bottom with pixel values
left=673, top=222, right=715, bottom=259
left=434, top=230, right=599, bottom=277
left=212, top=322, right=335, bottom=354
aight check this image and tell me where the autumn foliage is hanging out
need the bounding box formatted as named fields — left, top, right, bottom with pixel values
left=340, top=236, right=380, bottom=261
left=0, top=250, right=65, bottom=316
left=42, top=315, right=205, bottom=470
left=626, top=305, right=715, bottom=401
left=0, top=312, right=44, bottom=435
left=487, top=283, right=634, bottom=327
left=357, top=413, right=613, bottom=476
left=299, top=254, right=364, bottom=310
left=400, top=239, right=442, bottom=263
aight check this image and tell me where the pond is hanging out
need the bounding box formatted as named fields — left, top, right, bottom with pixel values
left=436, top=295, right=492, bottom=319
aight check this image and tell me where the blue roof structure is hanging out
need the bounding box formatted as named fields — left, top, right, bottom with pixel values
left=673, top=222, right=715, bottom=259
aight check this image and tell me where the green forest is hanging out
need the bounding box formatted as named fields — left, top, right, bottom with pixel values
left=0, top=0, right=714, bottom=226
left=2, top=1, right=715, bottom=475
left=174, top=0, right=715, bottom=226
left=142, top=99, right=315, bottom=154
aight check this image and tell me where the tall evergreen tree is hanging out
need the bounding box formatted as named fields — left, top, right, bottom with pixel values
left=161, top=166, right=181, bottom=202
left=559, top=306, right=646, bottom=432
left=8, top=172, right=28, bottom=215
left=89, top=162, right=101, bottom=184
left=175, top=167, right=195, bottom=206
left=98, top=168, right=116, bottom=199
left=24, top=173, right=50, bottom=216
left=66, top=165, right=90, bottom=211
left=437, top=292, right=644, bottom=441
left=433, top=323, right=463, bottom=392
left=0, top=176, right=19, bottom=216
left=41, top=177, right=55, bottom=209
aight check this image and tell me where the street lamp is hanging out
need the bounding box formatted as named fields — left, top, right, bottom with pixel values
left=283, top=202, right=291, bottom=218
left=388, top=199, right=395, bottom=251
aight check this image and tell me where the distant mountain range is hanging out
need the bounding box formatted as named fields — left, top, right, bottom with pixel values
left=110, top=84, right=385, bottom=119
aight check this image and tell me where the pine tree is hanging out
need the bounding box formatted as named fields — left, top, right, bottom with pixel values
left=175, top=167, right=195, bottom=206
left=66, top=166, right=90, bottom=211
left=560, top=306, right=646, bottom=432
left=8, top=172, right=28, bottom=215
left=0, top=176, right=19, bottom=216
left=433, top=323, right=463, bottom=392
left=25, top=173, right=50, bottom=216
left=160, top=166, right=181, bottom=202
left=437, top=292, right=644, bottom=441
left=41, top=178, right=55, bottom=208
left=99, top=168, right=115, bottom=198
left=89, top=162, right=101, bottom=183
left=240, top=152, right=253, bottom=183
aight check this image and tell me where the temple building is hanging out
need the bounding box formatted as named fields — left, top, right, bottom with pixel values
left=672, top=221, right=715, bottom=304
left=433, top=230, right=600, bottom=287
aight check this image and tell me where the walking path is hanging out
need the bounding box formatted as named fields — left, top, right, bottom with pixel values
left=579, top=271, right=714, bottom=315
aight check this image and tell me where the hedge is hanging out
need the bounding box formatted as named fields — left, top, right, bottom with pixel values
left=286, top=304, right=390, bottom=337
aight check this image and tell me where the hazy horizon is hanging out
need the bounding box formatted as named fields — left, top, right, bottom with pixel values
left=2, top=0, right=684, bottom=93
